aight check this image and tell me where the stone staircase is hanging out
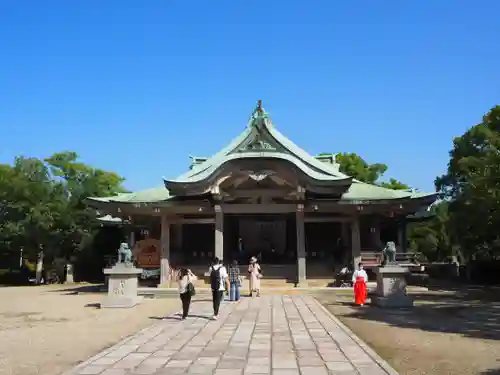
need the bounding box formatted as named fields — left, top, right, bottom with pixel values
left=177, top=263, right=334, bottom=288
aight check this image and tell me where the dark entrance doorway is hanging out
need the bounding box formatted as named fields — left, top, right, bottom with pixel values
left=224, top=213, right=297, bottom=264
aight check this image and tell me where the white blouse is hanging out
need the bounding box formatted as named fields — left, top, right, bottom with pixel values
left=352, top=269, right=368, bottom=283
left=178, top=274, right=197, bottom=294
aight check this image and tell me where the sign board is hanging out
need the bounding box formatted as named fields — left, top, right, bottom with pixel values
left=133, top=238, right=161, bottom=269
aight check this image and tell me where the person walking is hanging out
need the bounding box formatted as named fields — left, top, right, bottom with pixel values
left=228, top=260, right=241, bottom=301
left=248, top=256, right=262, bottom=297
left=352, top=263, right=368, bottom=306
left=177, top=268, right=197, bottom=320
left=209, top=258, right=228, bottom=320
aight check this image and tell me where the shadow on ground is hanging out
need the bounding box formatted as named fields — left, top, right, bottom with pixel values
left=319, top=287, right=500, bottom=341
left=49, top=284, right=104, bottom=295
left=479, top=368, right=500, bottom=375
left=149, top=312, right=212, bottom=321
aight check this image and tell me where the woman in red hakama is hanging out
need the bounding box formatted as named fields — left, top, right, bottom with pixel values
left=352, top=263, right=368, bottom=306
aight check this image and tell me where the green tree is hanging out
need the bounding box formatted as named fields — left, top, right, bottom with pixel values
left=379, top=178, right=410, bottom=190
left=408, top=202, right=451, bottom=262
left=0, top=157, right=68, bottom=281
left=436, top=105, right=500, bottom=263
left=44, top=151, right=127, bottom=262
left=332, top=152, right=410, bottom=190
left=0, top=151, right=126, bottom=282
left=335, top=152, right=387, bottom=183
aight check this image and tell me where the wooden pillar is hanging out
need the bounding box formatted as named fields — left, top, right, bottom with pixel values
left=370, top=218, right=382, bottom=250
left=159, top=215, right=170, bottom=286
left=341, top=222, right=350, bottom=246
left=402, top=222, right=408, bottom=253
left=173, top=223, right=183, bottom=251
left=340, top=222, right=350, bottom=266
left=397, top=218, right=407, bottom=253
left=296, top=204, right=307, bottom=286
left=215, top=205, right=224, bottom=261
left=129, top=230, right=136, bottom=249
left=351, top=217, right=362, bottom=270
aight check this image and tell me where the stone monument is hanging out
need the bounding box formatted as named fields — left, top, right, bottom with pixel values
left=372, top=241, right=413, bottom=307
left=101, top=242, right=143, bottom=308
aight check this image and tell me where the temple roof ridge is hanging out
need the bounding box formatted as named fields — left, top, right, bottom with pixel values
left=170, top=100, right=351, bottom=184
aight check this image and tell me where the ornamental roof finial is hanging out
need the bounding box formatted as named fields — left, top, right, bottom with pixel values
left=257, top=99, right=263, bottom=113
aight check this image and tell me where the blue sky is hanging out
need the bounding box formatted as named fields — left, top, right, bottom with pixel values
left=1, top=1, right=498, bottom=193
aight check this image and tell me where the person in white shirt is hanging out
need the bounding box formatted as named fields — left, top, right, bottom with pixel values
left=352, top=263, right=368, bottom=306
left=208, top=258, right=228, bottom=320
left=177, top=268, right=197, bottom=320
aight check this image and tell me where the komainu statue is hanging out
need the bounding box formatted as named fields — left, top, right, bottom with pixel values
left=382, top=241, right=397, bottom=264
left=117, top=242, right=133, bottom=265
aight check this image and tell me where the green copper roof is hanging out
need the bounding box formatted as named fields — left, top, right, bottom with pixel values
left=169, top=152, right=349, bottom=185
left=87, top=101, right=437, bottom=206
left=166, top=102, right=351, bottom=186
left=343, top=182, right=435, bottom=201
left=88, top=182, right=436, bottom=205
left=88, top=186, right=170, bottom=203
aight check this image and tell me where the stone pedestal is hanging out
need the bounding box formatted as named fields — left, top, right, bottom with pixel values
left=65, top=263, right=74, bottom=284
left=101, top=264, right=143, bottom=308
left=372, top=265, right=413, bottom=308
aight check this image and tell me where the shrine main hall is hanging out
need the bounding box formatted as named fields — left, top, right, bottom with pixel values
left=88, top=101, right=436, bottom=286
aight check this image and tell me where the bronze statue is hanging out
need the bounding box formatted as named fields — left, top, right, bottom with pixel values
left=382, top=241, right=397, bottom=264
left=117, top=242, right=133, bottom=265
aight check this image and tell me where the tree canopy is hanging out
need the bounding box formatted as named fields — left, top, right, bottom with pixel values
left=334, top=152, right=409, bottom=190
left=435, top=105, right=500, bottom=262
left=0, top=151, right=126, bottom=265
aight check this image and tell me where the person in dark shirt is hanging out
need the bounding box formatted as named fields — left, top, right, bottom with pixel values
left=228, top=260, right=241, bottom=301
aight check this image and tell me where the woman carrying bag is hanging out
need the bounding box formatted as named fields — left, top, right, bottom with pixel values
left=248, top=256, right=262, bottom=297
left=177, top=268, right=197, bottom=320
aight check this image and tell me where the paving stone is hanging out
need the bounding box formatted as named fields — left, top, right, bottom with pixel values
left=91, top=356, right=123, bottom=366
left=298, top=356, right=325, bottom=366
left=78, top=365, right=107, bottom=375
left=300, top=366, right=329, bottom=375
left=63, top=296, right=396, bottom=375
left=152, top=349, right=175, bottom=357
left=195, top=357, right=219, bottom=365
left=165, top=360, right=193, bottom=368
left=325, top=361, right=355, bottom=372
left=243, top=365, right=270, bottom=374
left=271, top=370, right=300, bottom=375
left=187, top=364, right=216, bottom=374
left=271, top=359, right=298, bottom=369
left=247, top=357, right=270, bottom=366
left=101, top=370, right=127, bottom=375
left=320, top=351, right=348, bottom=362
left=214, top=370, right=242, bottom=375
left=355, top=363, right=390, bottom=375
left=157, top=368, right=186, bottom=375
left=217, top=360, right=246, bottom=369
left=107, top=345, right=139, bottom=357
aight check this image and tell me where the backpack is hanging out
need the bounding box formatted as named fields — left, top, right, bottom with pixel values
left=187, top=281, right=196, bottom=296
left=210, top=266, right=221, bottom=291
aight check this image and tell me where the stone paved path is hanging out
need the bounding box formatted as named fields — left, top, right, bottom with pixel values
left=66, top=295, right=397, bottom=375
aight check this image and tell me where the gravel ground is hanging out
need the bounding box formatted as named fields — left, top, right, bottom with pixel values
left=0, top=285, right=179, bottom=375
left=316, top=288, right=500, bottom=375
